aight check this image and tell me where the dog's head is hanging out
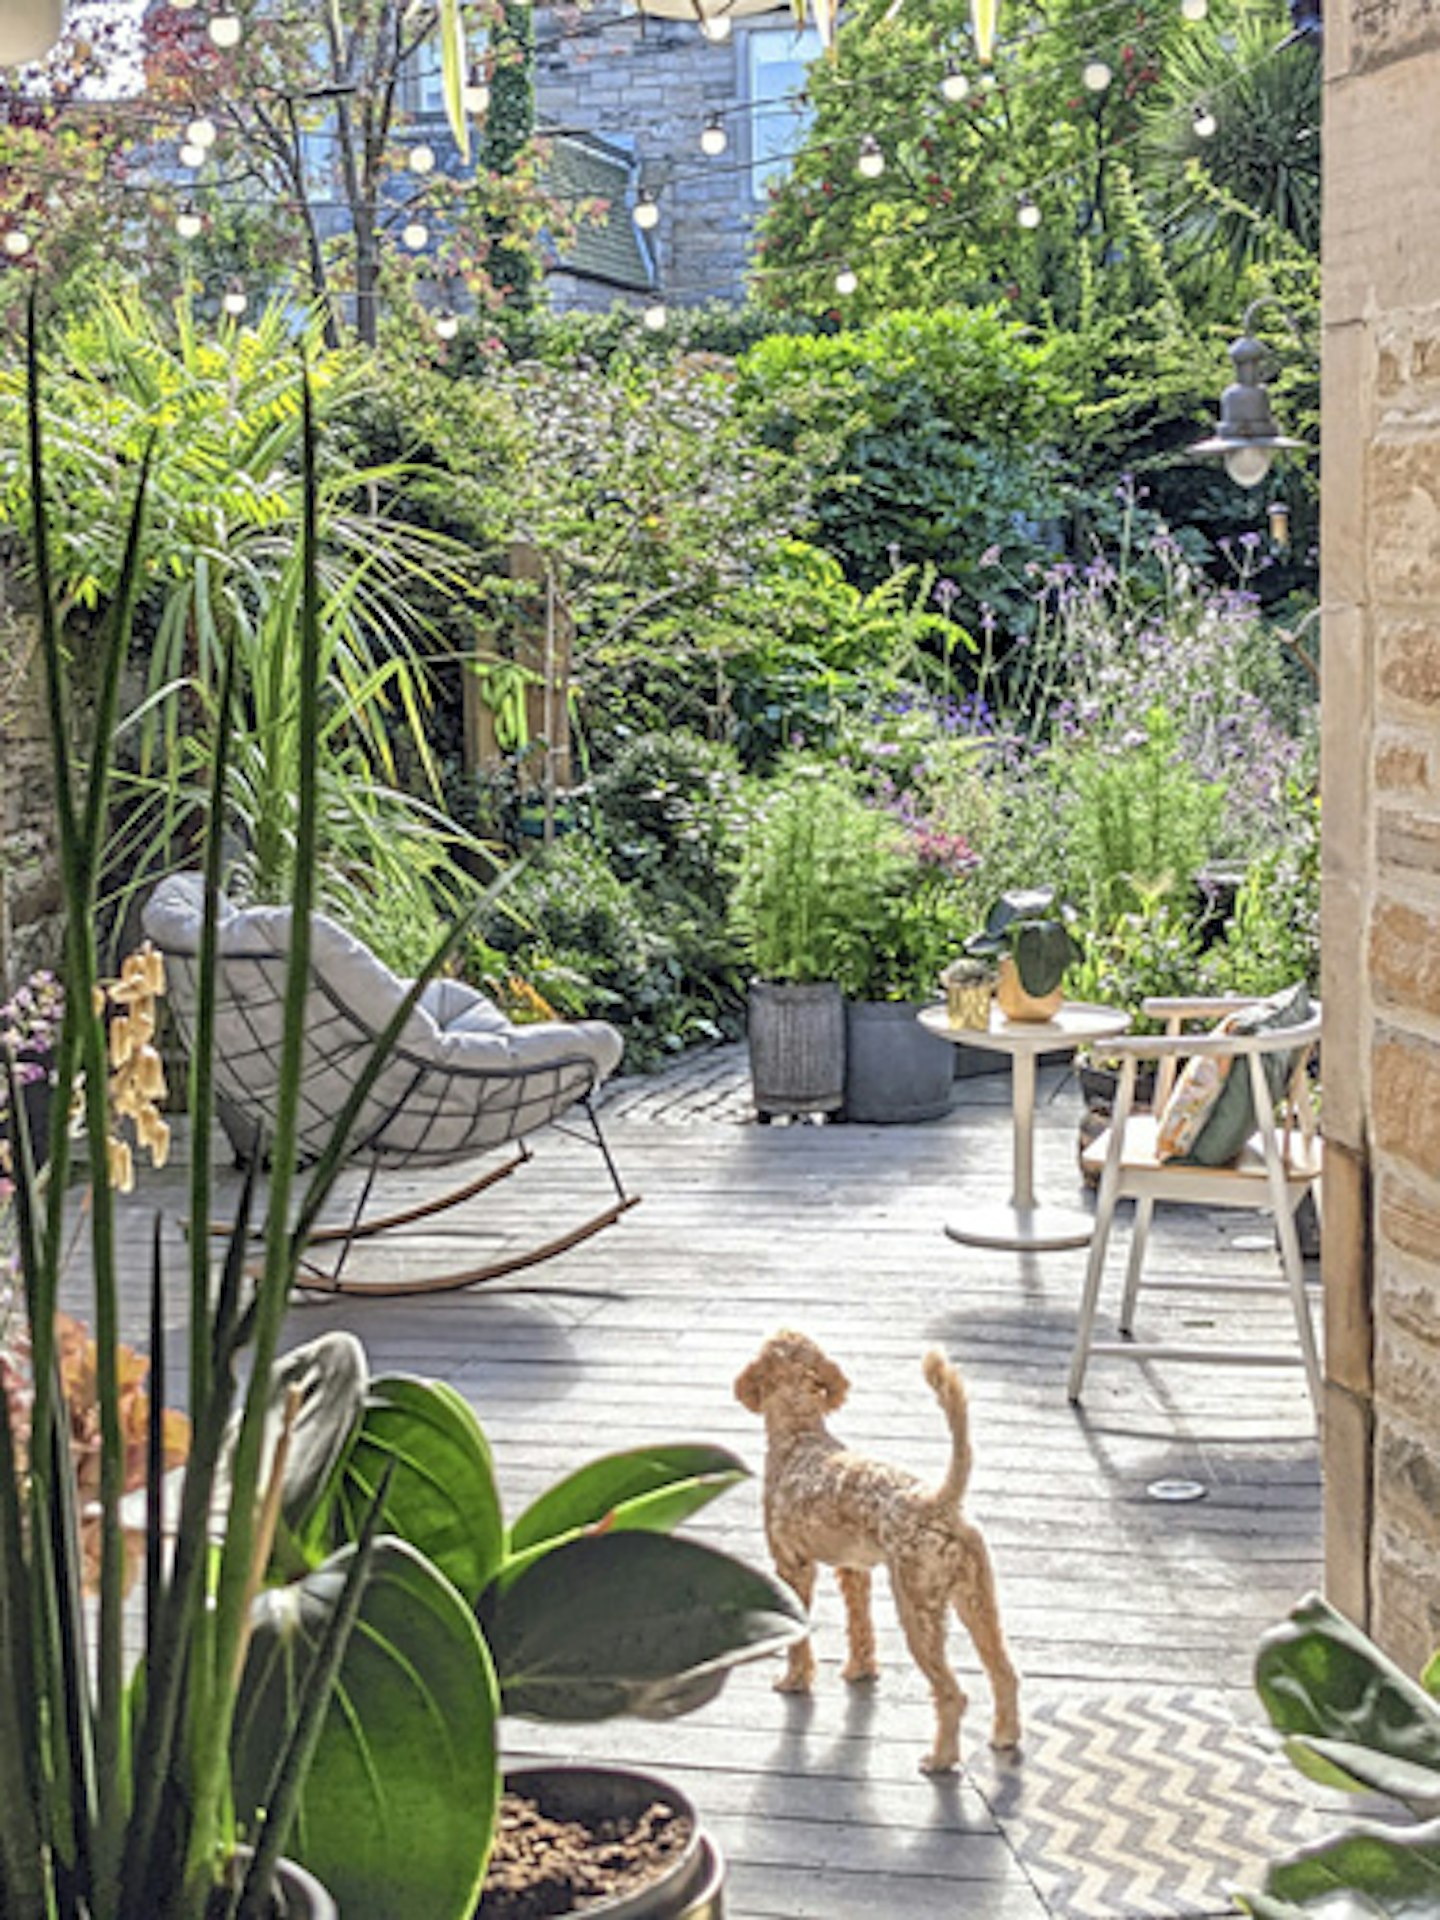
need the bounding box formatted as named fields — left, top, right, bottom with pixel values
left=735, top=1330, right=850, bottom=1421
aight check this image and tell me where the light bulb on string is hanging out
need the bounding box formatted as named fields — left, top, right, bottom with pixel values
left=642, top=300, right=667, bottom=331
left=700, top=13, right=733, bottom=40
left=208, top=11, right=242, bottom=48
left=403, top=220, right=429, bottom=250
left=633, top=188, right=660, bottom=231
left=940, top=62, right=970, bottom=102
left=856, top=134, right=886, bottom=179
left=179, top=142, right=207, bottom=169
left=1192, top=102, right=1217, bottom=137
left=221, top=282, right=247, bottom=317
left=700, top=113, right=727, bottom=157
left=175, top=204, right=203, bottom=239
left=168, top=0, right=198, bottom=9
left=834, top=265, right=858, bottom=295
left=186, top=116, right=217, bottom=147
left=1016, top=192, right=1041, bottom=229
left=3, top=229, right=32, bottom=258
left=462, top=69, right=490, bottom=115
left=409, top=143, right=436, bottom=175
left=1181, top=0, right=1208, bottom=18
left=435, top=312, right=459, bottom=341
left=1082, top=57, right=1112, bottom=90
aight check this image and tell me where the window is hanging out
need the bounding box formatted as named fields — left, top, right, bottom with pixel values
left=408, top=36, right=447, bottom=118
left=747, top=23, right=823, bottom=202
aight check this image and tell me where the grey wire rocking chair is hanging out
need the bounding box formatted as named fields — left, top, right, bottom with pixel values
left=143, top=873, right=638, bottom=1296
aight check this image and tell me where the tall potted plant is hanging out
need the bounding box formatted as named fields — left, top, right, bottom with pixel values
left=730, top=772, right=894, bottom=1122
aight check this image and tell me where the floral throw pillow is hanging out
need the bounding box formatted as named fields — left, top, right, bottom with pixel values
left=1154, top=1028, right=1240, bottom=1162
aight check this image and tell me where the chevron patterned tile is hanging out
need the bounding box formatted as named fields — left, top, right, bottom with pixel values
left=969, top=1689, right=1335, bottom=1920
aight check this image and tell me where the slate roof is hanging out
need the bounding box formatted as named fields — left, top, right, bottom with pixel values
left=542, top=130, right=657, bottom=292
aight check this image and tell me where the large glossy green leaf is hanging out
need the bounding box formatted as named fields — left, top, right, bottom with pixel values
left=1256, top=1594, right=1440, bottom=1816
left=334, top=1376, right=504, bottom=1606
left=507, top=1443, right=748, bottom=1563
left=1235, top=1817, right=1440, bottom=1918
left=234, top=1538, right=499, bottom=1920
left=483, top=1532, right=805, bottom=1723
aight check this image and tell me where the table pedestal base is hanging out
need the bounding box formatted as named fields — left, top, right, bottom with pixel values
left=944, top=1202, right=1095, bottom=1253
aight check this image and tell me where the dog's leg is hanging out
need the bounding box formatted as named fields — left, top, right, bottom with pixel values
left=774, top=1556, right=817, bottom=1692
left=954, top=1550, right=1022, bottom=1751
left=836, top=1567, right=878, bottom=1683
left=892, top=1577, right=966, bottom=1774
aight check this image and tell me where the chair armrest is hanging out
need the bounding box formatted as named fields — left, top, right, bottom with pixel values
left=1140, top=995, right=1265, bottom=1021
left=1100, top=1013, right=1322, bottom=1062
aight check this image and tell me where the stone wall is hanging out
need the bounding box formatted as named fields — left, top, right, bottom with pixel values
left=1322, top=0, right=1440, bottom=1666
left=0, top=613, right=61, bottom=991
left=534, top=2, right=757, bottom=305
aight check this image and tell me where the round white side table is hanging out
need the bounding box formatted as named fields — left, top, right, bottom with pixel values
left=917, top=1001, right=1131, bottom=1251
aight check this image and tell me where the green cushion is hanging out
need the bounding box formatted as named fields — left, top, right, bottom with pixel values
left=1186, top=983, right=1313, bottom=1167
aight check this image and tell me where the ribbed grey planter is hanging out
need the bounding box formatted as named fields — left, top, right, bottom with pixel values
left=843, top=1000, right=955, bottom=1124
left=746, top=980, right=845, bottom=1121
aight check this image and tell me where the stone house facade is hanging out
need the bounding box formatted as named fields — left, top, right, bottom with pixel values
left=1322, top=0, right=1440, bottom=1666
left=533, top=3, right=820, bottom=308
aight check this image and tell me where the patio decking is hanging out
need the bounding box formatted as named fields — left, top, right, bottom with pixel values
left=110, top=1046, right=1329, bottom=1920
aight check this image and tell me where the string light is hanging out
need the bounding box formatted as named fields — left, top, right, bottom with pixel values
left=3, top=230, right=32, bottom=258
left=175, top=205, right=203, bottom=239
left=700, top=113, right=728, bottom=157
left=633, top=188, right=660, bottom=231
left=168, top=0, right=198, bottom=9
left=409, top=143, right=436, bottom=174
left=642, top=300, right=667, bottom=330
left=857, top=133, right=886, bottom=178
left=1082, top=56, right=1113, bottom=89
left=701, top=13, right=733, bottom=40
left=402, top=220, right=429, bottom=249
left=208, top=11, right=242, bottom=48
left=1181, top=0, right=1208, bottom=18
left=1017, top=192, right=1041, bottom=227
left=940, top=62, right=971, bottom=101
left=834, top=264, right=858, bottom=295
left=1192, top=102, right=1217, bottom=137
left=179, top=142, right=208, bottom=169
left=221, top=282, right=247, bottom=316
left=187, top=116, right=218, bottom=148
left=435, top=311, right=460, bottom=340
left=462, top=71, right=490, bottom=115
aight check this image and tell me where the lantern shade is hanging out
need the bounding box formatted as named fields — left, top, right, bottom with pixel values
left=0, top=0, right=65, bottom=68
left=1189, top=329, right=1306, bottom=484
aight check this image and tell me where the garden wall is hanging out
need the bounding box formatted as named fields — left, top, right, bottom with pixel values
left=1322, top=0, right=1440, bottom=1665
left=0, top=614, right=61, bottom=991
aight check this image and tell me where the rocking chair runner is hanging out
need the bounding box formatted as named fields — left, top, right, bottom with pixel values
left=142, top=873, right=638, bottom=1295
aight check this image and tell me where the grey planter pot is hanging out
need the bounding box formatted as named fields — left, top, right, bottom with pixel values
left=843, top=1000, right=955, bottom=1125
left=218, top=1851, right=336, bottom=1919
left=747, top=980, right=845, bottom=1121
left=500, top=1765, right=725, bottom=1918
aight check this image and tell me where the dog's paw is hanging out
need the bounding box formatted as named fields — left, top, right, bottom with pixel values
left=774, top=1673, right=814, bottom=1696
left=991, top=1722, right=1022, bottom=1752
left=919, top=1749, right=959, bottom=1775
left=841, top=1661, right=879, bottom=1685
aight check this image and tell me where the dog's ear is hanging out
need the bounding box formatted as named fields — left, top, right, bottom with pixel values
left=734, top=1356, right=766, bottom=1412
left=815, top=1352, right=849, bottom=1410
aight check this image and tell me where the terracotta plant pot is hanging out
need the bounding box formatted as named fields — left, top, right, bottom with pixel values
left=995, top=955, right=1063, bottom=1022
left=483, top=1765, right=725, bottom=1919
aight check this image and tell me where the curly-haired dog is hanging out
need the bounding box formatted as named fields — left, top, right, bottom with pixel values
left=735, top=1330, right=1020, bottom=1774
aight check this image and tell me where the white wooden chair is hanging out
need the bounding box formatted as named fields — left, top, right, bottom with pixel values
left=1067, top=996, right=1323, bottom=1417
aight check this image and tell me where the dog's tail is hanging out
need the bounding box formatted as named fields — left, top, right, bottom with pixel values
left=923, top=1349, right=972, bottom=1506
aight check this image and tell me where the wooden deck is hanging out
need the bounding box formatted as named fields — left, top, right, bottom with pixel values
left=101, top=1047, right=1326, bottom=1920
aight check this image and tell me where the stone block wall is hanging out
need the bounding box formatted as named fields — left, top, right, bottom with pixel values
left=535, top=2, right=756, bottom=304
left=1323, top=0, right=1440, bottom=1667
left=0, top=614, right=61, bottom=991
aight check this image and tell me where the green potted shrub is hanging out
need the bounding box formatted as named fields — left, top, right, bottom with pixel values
left=833, top=834, right=966, bottom=1126
left=965, top=887, right=1082, bottom=1022
left=730, top=772, right=895, bottom=1121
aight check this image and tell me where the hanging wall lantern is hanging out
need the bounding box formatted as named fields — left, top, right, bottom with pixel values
left=1189, top=302, right=1306, bottom=488
left=0, top=0, right=65, bottom=68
